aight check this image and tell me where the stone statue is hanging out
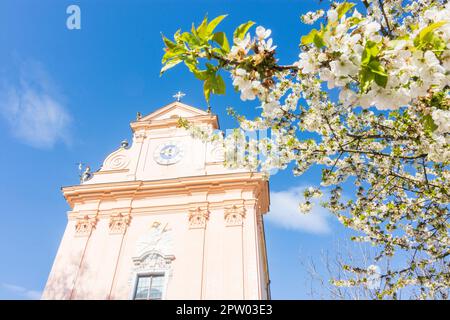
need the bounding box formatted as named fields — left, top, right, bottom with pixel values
left=80, top=165, right=92, bottom=183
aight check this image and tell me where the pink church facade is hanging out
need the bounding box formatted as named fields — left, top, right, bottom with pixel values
left=42, top=102, right=271, bottom=300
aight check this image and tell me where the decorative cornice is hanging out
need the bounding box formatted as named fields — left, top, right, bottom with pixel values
left=62, top=172, right=270, bottom=214
left=94, top=169, right=129, bottom=175
left=224, top=205, right=246, bottom=227
left=67, top=199, right=261, bottom=221
left=132, top=251, right=175, bottom=269
left=130, top=114, right=218, bottom=131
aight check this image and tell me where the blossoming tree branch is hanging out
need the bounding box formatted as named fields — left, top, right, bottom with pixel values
left=161, top=0, right=450, bottom=299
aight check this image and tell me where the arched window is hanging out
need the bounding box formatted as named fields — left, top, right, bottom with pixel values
left=130, top=251, right=174, bottom=300
left=130, top=222, right=174, bottom=300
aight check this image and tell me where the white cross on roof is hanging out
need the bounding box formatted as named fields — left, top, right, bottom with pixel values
left=173, top=91, right=186, bottom=102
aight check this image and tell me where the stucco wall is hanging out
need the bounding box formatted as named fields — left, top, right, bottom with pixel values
left=42, top=102, right=270, bottom=300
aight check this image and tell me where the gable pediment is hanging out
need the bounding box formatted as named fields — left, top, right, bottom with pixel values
left=131, top=101, right=218, bottom=131
left=140, top=102, right=209, bottom=122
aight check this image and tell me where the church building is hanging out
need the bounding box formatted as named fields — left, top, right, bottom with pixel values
left=42, top=100, right=271, bottom=300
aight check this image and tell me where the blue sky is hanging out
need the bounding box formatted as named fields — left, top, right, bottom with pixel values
left=0, top=0, right=357, bottom=299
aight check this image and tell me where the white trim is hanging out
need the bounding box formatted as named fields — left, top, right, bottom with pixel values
left=130, top=271, right=168, bottom=300
left=129, top=251, right=174, bottom=300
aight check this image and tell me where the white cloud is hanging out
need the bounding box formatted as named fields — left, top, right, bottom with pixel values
left=0, top=60, right=71, bottom=149
left=266, top=186, right=332, bottom=234
left=2, top=283, right=42, bottom=300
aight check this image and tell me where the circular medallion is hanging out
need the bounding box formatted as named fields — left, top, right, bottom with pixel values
left=153, top=141, right=184, bottom=165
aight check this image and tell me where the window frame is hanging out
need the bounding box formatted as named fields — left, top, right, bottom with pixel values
left=132, top=272, right=166, bottom=300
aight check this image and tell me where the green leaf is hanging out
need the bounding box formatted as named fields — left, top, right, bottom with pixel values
left=161, top=34, right=177, bottom=50
left=367, top=41, right=381, bottom=56
left=422, top=114, right=438, bottom=133
left=202, top=70, right=226, bottom=103
left=203, top=79, right=212, bottom=103
left=361, top=41, right=380, bottom=65
left=374, top=73, right=388, bottom=88
left=191, top=22, right=198, bottom=37
left=301, top=29, right=318, bottom=45
left=212, top=32, right=230, bottom=53
left=179, top=31, right=193, bottom=43
left=184, top=59, right=208, bottom=81
left=360, top=40, right=387, bottom=88
left=359, top=66, right=374, bottom=91
left=431, top=35, right=446, bottom=53
left=193, top=69, right=209, bottom=81
left=348, top=16, right=362, bottom=26
left=301, top=28, right=326, bottom=48
left=337, top=2, right=355, bottom=19
left=160, top=58, right=182, bottom=75
left=368, top=60, right=387, bottom=76
left=361, top=48, right=371, bottom=65
left=196, top=15, right=209, bottom=38
left=161, top=46, right=186, bottom=63
left=205, top=62, right=217, bottom=72
left=178, top=31, right=202, bottom=49
left=313, top=32, right=326, bottom=48
left=184, top=59, right=198, bottom=72
left=207, top=15, right=227, bottom=35
left=233, top=21, right=255, bottom=41
left=173, top=29, right=182, bottom=42
left=420, top=21, right=447, bottom=40
left=414, top=20, right=448, bottom=47
left=429, top=91, right=447, bottom=110
left=213, top=74, right=226, bottom=95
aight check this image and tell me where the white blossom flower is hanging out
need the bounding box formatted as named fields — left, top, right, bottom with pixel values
left=330, top=58, right=358, bottom=78
left=424, top=50, right=440, bottom=67
left=240, top=80, right=263, bottom=101
left=318, top=52, right=327, bottom=62
left=364, top=21, right=381, bottom=36
left=256, top=26, right=271, bottom=40
left=259, top=38, right=277, bottom=52
left=432, top=108, right=450, bottom=134
left=296, top=51, right=319, bottom=74
left=301, top=9, right=325, bottom=25
left=262, top=100, right=281, bottom=115
left=299, top=201, right=312, bottom=214
left=366, top=265, right=381, bottom=289
left=327, top=9, right=338, bottom=23
left=229, top=33, right=251, bottom=59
